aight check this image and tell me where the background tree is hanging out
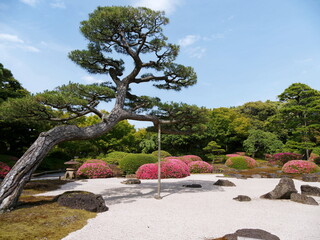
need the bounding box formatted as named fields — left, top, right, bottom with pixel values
left=243, top=129, right=283, bottom=157
left=0, top=6, right=206, bottom=211
left=278, top=83, right=320, bottom=158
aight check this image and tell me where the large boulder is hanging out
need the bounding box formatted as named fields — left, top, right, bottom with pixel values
left=301, top=185, right=320, bottom=197
left=290, top=193, right=318, bottom=206
left=213, top=179, right=236, bottom=187
left=55, top=191, right=108, bottom=212
left=220, top=229, right=280, bottom=240
left=260, top=177, right=297, bottom=199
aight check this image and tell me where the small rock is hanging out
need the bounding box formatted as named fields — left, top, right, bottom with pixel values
left=301, top=185, right=320, bottom=197
left=290, top=193, right=318, bottom=205
left=55, top=191, right=108, bottom=212
left=121, top=179, right=141, bottom=184
left=233, top=195, right=251, bottom=202
left=182, top=184, right=202, bottom=188
left=214, top=179, right=236, bottom=187
left=251, top=174, right=262, bottom=178
left=260, top=177, right=297, bottom=199
left=302, top=174, right=319, bottom=182
left=221, top=228, right=280, bottom=240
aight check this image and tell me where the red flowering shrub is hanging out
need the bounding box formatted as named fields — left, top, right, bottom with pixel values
left=272, top=152, right=303, bottom=165
left=188, top=161, right=213, bottom=173
left=136, top=159, right=190, bottom=179
left=0, top=162, right=11, bottom=178
left=166, top=155, right=202, bottom=165
left=226, top=154, right=240, bottom=158
left=282, top=160, right=320, bottom=174
left=225, top=156, right=256, bottom=169
left=161, top=159, right=190, bottom=178
left=136, top=163, right=158, bottom=179
left=77, top=160, right=113, bottom=179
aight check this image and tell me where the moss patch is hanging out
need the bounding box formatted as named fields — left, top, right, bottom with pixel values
left=0, top=180, right=96, bottom=240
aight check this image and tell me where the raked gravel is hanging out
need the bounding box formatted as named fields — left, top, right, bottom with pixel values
left=37, top=174, right=320, bottom=240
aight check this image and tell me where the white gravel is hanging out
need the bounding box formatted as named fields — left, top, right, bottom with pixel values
left=37, top=174, right=320, bottom=240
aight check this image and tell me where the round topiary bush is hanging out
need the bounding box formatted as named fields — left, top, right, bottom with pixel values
left=0, top=161, right=11, bottom=178
left=272, top=152, right=303, bottom=165
left=119, top=154, right=157, bottom=175
left=151, top=150, right=171, bottom=158
left=225, top=156, right=256, bottom=170
left=136, top=163, right=158, bottom=179
left=101, top=151, right=130, bottom=165
left=161, top=159, right=190, bottom=178
left=77, top=160, right=113, bottom=179
left=282, top=160, right=320, bottom=174
left=188, top=161, right=213, bottom=173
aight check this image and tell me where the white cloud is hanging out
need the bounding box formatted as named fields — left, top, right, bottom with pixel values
left=186, top=47, right=206, bottom=59
left=0, top=33, right=39, bottom=52
left=50, top=0, right=66, bottom=9
left=178, top=35, right=200, bottom=47
left=22, top=45, right=40, bottom=52
left=20, top=0, right=40, bottom=7
left=82, top=76, right=104, bottom=84
left=133, top=0, right=183, bottom=14
left=0, top=33, right=24, bottom=43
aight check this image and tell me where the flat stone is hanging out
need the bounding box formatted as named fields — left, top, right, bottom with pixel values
left=121, top=179, right=141, bottom=184
left=55, top=191, right=108, bottom=212
left=260, top=177, right=297, bottom=199
left=221, top=228, right=280, bottom=240
left=182, top=184, right=202, bottom=188
left=233, top=195, right=251, bottom=202
left=214, top=179, right=236, bottom=187
left=290, top=193, right=319, bottom=205
left=251, top=174, right=262, bottom=178
left=302, top=174, right=319, bottom=182
left=301, top=185, right=320, bottom=197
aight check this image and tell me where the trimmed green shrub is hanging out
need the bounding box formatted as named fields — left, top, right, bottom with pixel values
left=119, top=153, right=157, bottom=174
left=313, top=157, right=320, bottom=165
left=225, top=156, right=256, bottom=170
left=151, top=150, right=171, bottom=158
left=100, top=151, right=130, bottom=165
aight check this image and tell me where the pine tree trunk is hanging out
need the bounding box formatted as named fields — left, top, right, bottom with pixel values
left=0, top=111, right=122, bottom=212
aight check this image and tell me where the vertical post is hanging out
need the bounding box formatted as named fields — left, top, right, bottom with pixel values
left=155, top=123, right=162, bottom=200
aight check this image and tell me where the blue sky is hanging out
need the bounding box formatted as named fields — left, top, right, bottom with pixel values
left=1, top=0, right=320, bottom=128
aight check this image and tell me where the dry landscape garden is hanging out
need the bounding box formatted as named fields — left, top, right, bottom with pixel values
left=0, top=5, right=320, bottom=240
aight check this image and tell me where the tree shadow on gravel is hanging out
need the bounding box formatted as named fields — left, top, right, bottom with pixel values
left=100, top=179, right=225, bottom=205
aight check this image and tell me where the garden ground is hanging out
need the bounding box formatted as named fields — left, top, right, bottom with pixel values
left=34, top=174, right=320, bottom=240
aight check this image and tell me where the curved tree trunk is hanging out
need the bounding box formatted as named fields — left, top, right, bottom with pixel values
left=0, top=111, right=122, bottom=212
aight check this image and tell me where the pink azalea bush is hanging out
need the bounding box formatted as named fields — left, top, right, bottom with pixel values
left=271, top=152, right=303, bottom=165
left=136, top=163, right=158, bottom=179
left=0, top=162, right=11, bottom=178
left=77, top=159, right=113, bottom=179
left=161, top=159, right=190, bottom=178
left=165, top=155, right=202, bottom=165
left=225, top=156, right=256, bottom=169
left=282, top=160, right=320, bottom=174
left=136, top=159, right=190, bottom=179
left=226, top=154, right=241, bottom=158
left=188, top=161, right=213, bottom=173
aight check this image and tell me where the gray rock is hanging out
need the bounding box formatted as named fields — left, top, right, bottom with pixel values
left=260, top=177, right=297, bottom=199
left=121, top=179, right=141, bottom=184
left=251, top=174, right=262, bottom=178
left=182, top=184, right=202, bottom=188
left=55, top=191, right=108, bottom=212
left=301, top=185, right=320, bottom=197
left=233, top=195, right=251, bottom=202
left=213, top=179, right=236, bottom=187
left=302, top=174, right=319, bottom=182
left=222, top=228, right=280, bottom=240
left=266, top=173, right=280, bottom=178
left=227, top=174, right=247, bottom=179
left=290, top=193, right=318, bottom=205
